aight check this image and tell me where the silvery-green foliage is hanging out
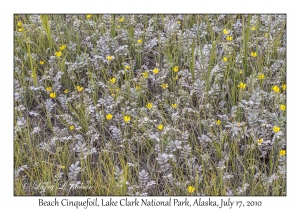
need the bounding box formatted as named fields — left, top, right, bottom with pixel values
left=17, top=117, right=26, bottom=128
left=139, top=170, right=149, bottom=184
left=236, top=183, right=249, bottom=195
left=31, top=127, right=41, bottom=135
left=68, top=161, right=81, bottom=181
left=15, top=165, right=29, bottom=178
left=96, top=36, right=111, bottom=62
left=109, top=125, right=122, bottom=140
left=156, top=153, right=170, bottom=171
left=14, top=14, right=286, bottom=196
left=74, top=141, right=88, bottom=155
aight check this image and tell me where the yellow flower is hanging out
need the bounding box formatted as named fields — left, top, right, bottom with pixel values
left=161, top=83, right=169, bottom=89
left=279, top=149, right=286, bottom=156
left=223, top=57, right=228, bottom=62
left=142, top=72, right=149, bottom=79
left=282, top=84, right=286, bottom=90
left=251, top=26, right=256, bottom=31
left=106, top=114, right=113, bottom=120
left=64, top=89, right=69, bottom=93
left=17, top=21, right=22, bottom=27
left=137, top=39, right=143, bottom=44
left=257, top=73, right=265, bottom=80
left=117, top=25, right=121, bottom=29
left=135, top=85, right=141, bottom=90
left=124, top=115, right=131, bottom=123
left=86, top=14, right=92, bottom=19
left=216, top=120, right=221, bottom=125
left=172, top=103, right=178, bottom=108
left=59, top=44, right=66, bottom=51
left=264, top=33, right=269, bottom=38
left=187, top=186, right=195, bottom=193
left=146, top=102, right=153, bottom=109
left=272, top=85, right=280, bottom=93
left=223, top=29, right=229, bottom=35
left=49, top=92, right=56, bottom=98
left=118, top=17, right=125, bottom=22
left=69, top=125, right=75, bottom=130
left=173, top=66, right=179, bottom=73
left=157, top=124, right=163, bottom=130
left=257, top=138, right=264, bottom=145
left=39, top=60, right=45, bottom=65
left=125, top=65, right=131, bottom=70
left=177, top=21, right=181, bottom=25
left=55, top=51, right=62, bottom=57
left=60, top=165, right=65, bottom=169
left=226, top=36, right=233, bottom=41
left=46, top=87, right=52, bottom=92
left=238, top=82, right=246, bottom=89
left=280, top=104, right=286, bottom=111
left=250, top=52, right=257, bottom=57
left=110, top=78, right=116, bottom=83
left=106, top=55, right=114, bottom=61
left=273, top=126, right=280, bottom=133
left=77, top=86, right=83, bottom=92
left=153, top=68, right=159, bottom=74
left=239, top=70, right=243, bottom=74
left=173, top=75, right=178, bottom=80
left=17, top=28, right=23, bottom=32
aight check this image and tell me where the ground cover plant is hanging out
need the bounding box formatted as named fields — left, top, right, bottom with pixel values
left=14, top=14, right=286, bottom=196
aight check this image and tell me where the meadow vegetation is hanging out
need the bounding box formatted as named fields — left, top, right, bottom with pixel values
left=14, top=14, right=286, bottom=195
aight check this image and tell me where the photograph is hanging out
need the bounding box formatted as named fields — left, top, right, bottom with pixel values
left=14, top=14, right=286, bottom=196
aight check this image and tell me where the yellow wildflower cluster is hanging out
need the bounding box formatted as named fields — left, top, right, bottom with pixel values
left=77, top=86, right=84, bottom=92
left=226, top=36, right=233, bottom=41
left=153, top=68, right=159, bottom=74
left=59, top=44, right=67, bottom=51
left=257, top=73, right=265, bottom=80
left=106, top=114, right=113, bottom=120
left=55, top=51, right=62, bottom=57
left=124, top=115, right=130, bottom=123
left=279, top=150, right=286, bottom=156
left=238, top=82, right=246, bottom=89
left=272, top=85, right=280, bottom=93
left=46, top=87, right=52, bottom=92
left=142, top=72, right=149, bottom=79
left=118, top=17, right=125, bottom=22
left=251, top=52, right=257, bottom=57
left=146, top=102, right=153, bottom=109
left=223, top=29, right=229, bottom=35
left=187, top=186, right=195, bottom=193
left=273, top=126, right=280, bottom=133
left=106, top=55, right=114, bottom=61
left=50, top=92, right=56, bottom=98
left=110, top=78, right=116, bottom=83
left=161, top=83, right=168, bottom=89
left=173, top=66, right=179, bottom=73
left=257, top=138, right=263, bottom=145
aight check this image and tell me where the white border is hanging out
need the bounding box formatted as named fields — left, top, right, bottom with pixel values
left=1, top=1, right=298, bottom=209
